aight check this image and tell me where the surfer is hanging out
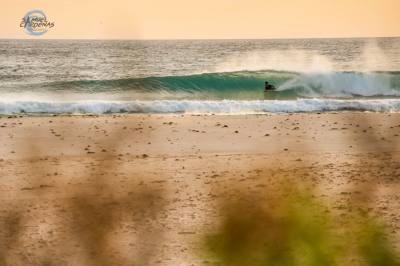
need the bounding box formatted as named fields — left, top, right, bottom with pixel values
left=264, top=81, right=276, bottom=92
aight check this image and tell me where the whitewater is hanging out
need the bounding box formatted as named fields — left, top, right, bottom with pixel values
left=1, top=38, right=400, bottom=114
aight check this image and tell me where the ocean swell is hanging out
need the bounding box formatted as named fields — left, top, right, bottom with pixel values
left=31, top=70, right=400, bottom=100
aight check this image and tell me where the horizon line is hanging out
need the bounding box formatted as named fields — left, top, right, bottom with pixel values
left=1, top=35, right=400, bottom=41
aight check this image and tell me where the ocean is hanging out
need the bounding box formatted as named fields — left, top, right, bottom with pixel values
left=1, top=37, right=400, bottom=114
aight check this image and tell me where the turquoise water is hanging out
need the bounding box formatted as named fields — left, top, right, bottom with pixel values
left=1, top=38, right=400, bottom=114
left=39, top=70, right=400, bottom=100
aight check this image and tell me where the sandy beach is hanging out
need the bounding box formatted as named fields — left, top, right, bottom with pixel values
left=0, top=112, right=399, bottom=265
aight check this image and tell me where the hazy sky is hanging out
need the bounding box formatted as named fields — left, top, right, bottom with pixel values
left=3, top=0, right=400, bottom=39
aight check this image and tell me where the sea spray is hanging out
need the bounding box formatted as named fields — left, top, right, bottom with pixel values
left=1, top=38, right=400, bottom=114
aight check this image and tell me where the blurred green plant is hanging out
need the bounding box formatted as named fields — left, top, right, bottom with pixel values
left=358, top=219, right=400, bottom=266
left=204, top=184, right=400, bottom=266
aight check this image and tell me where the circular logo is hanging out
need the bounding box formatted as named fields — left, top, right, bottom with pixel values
left=20, top=10, right=54, bottom=36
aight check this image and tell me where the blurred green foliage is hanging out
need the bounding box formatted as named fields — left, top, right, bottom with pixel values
left=204, top=185, right=400, bottom=266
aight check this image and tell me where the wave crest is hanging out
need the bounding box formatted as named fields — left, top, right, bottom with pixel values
left=34, top=70, right=400, bottom=100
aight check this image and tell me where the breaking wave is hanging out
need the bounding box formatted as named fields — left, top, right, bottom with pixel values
left=27, top=70, right=400, bottom=100
left=3, top=70, right=400, bottom=114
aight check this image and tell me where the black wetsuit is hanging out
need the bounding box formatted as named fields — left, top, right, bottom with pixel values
left=264, top=82, right=276, bottom=91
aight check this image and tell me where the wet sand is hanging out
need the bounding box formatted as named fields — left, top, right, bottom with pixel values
left=0, top=112, right=399, bottom=265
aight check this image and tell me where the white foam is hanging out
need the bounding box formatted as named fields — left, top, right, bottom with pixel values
left=1, top=99, right=400, bottom=115
left=278, top=72, right=399, bottom=97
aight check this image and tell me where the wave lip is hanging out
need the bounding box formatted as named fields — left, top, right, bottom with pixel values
left=1, top=99, right=400, bottom=115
